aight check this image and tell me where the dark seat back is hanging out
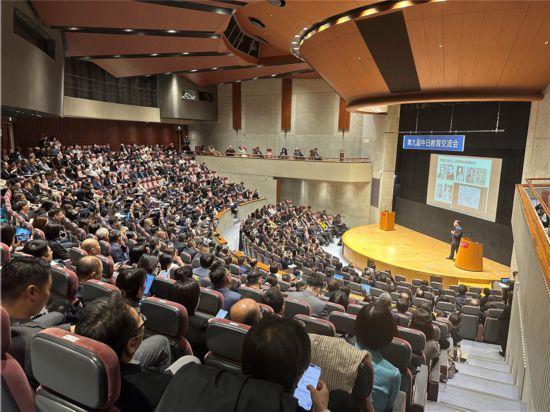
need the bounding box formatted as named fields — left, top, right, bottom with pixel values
left=31, top=327, right=120, bottom=411
left=205, top=318, right=250, bottom=373
left=284, top=298, right=311, bottom=318
left=197, top=288, right=224, bottom=316
left=141, top=297, right=192, bottom=354
left=294, top=314, right=335, bottom=336
left=237, top=285, right=263, bottom=302
left=1, top=306, right=36, bottom=412
left=328, top=312, right=356, bottom=336
left=80, top=279, right=121, bottom=303
left=150, top=277, right=176, bottom=299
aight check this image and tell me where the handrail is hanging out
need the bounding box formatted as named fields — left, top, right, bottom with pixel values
left=525, top=178, right=550, bottom=216
left=196, top=153, right=370, bottom=164
left=214, top=198, right=266, bottom=221
left=516, top=183, right=550, bottom=288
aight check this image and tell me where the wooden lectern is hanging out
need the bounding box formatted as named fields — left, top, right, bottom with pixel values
left=455, top=238, right=483, bottom=272
left=379, top=210, right=395, bottom=231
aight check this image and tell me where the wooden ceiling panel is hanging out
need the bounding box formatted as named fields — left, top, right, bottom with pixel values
left=32, top=0, right=229, bottom=32
left=300, top=23, right=388, bottom=102
left=65, top=33, right=224, bottom=57
left=497, top=6, right=550, bottom=88
left=181, top=62, right=310, bottom=86
left=94, top=55, right=245, bottom=78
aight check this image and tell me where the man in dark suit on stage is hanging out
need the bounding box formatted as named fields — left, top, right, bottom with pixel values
left=447, top=220, right=463, bottom=260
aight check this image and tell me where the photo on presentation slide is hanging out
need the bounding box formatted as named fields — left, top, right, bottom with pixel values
left=426, top=154, right=502, bottom=222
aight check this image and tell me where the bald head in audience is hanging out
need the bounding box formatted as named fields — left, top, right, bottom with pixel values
left=76, top=256, right=103, bottom=284
left=230, top=298, right=262, bottom=326
left=82, top=238, right=101, bottom=256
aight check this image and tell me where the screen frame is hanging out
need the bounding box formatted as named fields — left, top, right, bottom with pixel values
left=426, top=154, right=502, bottom=222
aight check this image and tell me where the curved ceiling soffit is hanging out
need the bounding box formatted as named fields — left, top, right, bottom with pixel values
left=290, top=0, right=548, bottom=111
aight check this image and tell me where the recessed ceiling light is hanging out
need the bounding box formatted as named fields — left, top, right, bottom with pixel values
left=83, top=56, right=91, bottom=59
left=167, top=29, right=177, bottom=33
left=249, top=17, right=265, bottom=28
left=545, top=40, right=549, bottom=45
left=182, top=52, right=190, bottom=55
left=268, top=0, right=286, bottom=6
left=271, top=74, right=276, bottom=77
left=124, top=29, right=133, bottom=32
left=212, top=67, right=218, bottom=70
left=113, top=55, right=121, bottom=58
left=68, top=27, right=79, bottom=31
left=253, top=77, right=258, bottom=80
left=438, top=44, right=443, bottom=48
left=165, top=72, right=172, bottom=75
left=191, top=69, right=197, bottom=72
left=150, top=53, right=158, bottom=56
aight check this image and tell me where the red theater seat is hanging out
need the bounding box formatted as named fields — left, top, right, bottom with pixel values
left=294, top=314, right=336, bottom=337
left=197, top=288, right=224, bottom=316
left=140, top=297, right=193, bottom=355
left=80, top=280, right=121, bottom=303
left=1, top=306, right=36, bottom=412
left=283, top=298, right=311, bottom=318
left=31, top=328, right=120, bottom=411
left=205, top=318, right=250, bottom=372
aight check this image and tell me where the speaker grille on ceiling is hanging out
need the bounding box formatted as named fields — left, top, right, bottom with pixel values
left=223, top=16, right=261, bottom=59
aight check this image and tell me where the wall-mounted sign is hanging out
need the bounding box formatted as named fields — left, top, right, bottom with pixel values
left=403, top=135, right=465, bottom=152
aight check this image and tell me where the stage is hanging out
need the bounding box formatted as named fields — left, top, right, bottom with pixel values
left=342, top=224, right=510, bottom=288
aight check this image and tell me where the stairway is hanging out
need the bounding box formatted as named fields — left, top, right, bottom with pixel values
left=426, top=340, right=525, bottom=412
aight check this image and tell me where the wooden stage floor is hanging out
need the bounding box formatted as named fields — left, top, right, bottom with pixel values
left=342, top=224, right=510, bottom=288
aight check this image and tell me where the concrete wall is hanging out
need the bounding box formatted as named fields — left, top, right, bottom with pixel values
left=189, top=78, right=384, bottom=159
left=279, top=179, right=371, bottom=228
left=157, top=74, right=218, bottom=121
left=64, top=97, right=161, bottom=123
left=189, top=78, right=399, bottom=228
left=1, top=1, right=64, bottom=116
left=522, top=84, right=550, bottom=180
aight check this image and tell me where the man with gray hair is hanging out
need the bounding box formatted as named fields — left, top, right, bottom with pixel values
left=379, top=292, right=393, bottom=310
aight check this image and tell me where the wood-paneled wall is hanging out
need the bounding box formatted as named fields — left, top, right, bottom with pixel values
left=338, top=97, right=351, bottom=131
left=281, top=78, right=292, bottom=131
left=232, top=82, right=241, bottom=131
left=11, top=117, right=176, bottom=148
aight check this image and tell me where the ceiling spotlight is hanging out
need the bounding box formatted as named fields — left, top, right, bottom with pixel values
left=150, top=53, right=158, bottom=56
left=271, top=74, right=276, bottom=77
left=124, top=29, right=133, bottom=32
left=190, top=69, right=197, bottom=72
left=249, top=17, right=265, bottom=28
left=545, top=40, right=549, bottom=45
left=253, top=77, right=258, bottom=80
left=267, top=0, right=286, bottom=6
left=166, top=29, right=177, bottom=33
left=68, top=27, right=79, bottom=31
left=438, top=44, right=443, bottom=48
left=212, top=67, right=218, bottom=70
left=113, top=55, right=121, bottom=58
left=182, top=52, right=190, bottom=55
left=165, top=72, right=172, bottom=75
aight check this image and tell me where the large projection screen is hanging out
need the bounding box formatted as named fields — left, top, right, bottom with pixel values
left=426, top=154, right=502, bottom=222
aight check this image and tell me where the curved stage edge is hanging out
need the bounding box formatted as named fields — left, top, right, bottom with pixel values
left=342, top=224, right=510, bottom=289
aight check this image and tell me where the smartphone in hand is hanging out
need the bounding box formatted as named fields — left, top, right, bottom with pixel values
left=293, top=364, right=321, bottom=410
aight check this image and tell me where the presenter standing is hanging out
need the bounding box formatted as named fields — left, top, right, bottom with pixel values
left=447, top=220, right=463, bottom=260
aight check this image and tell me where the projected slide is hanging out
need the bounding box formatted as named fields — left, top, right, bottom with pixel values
left=426, top=154, right=502, bottom=222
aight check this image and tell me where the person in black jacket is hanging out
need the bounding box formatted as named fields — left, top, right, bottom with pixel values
left=447, top=219, right=463, bottom=260
left=76, top=294, right=176, bottom=412
left=43, top=223, right=69, bottom=260
left=167, top=279, right=209, bottom=360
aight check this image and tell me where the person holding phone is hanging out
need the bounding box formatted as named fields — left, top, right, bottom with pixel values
left=242, top=316, right=330, bottom=412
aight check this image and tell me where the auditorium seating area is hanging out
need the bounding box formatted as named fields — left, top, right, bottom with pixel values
left=0, top=139, right=518, bottom=411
